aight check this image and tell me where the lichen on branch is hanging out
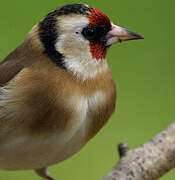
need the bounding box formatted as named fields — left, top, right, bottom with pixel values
left=102, top=123, right=175, bottom=180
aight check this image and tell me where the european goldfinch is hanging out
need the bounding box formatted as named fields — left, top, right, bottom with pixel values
left=0, top=3, right=143, bottom=180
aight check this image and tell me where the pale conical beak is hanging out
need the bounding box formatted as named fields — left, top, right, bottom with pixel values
left=106, top=24, right=144, bottom=46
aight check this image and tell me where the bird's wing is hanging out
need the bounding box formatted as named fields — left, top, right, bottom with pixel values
left=0, top=39, right=40, bottom=86
left=0, top=56, right=25, bottom=86
left=0, top=56, right=70, bottom=137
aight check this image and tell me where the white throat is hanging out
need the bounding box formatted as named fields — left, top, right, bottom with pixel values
left=64, top=56, right=108, bottom=80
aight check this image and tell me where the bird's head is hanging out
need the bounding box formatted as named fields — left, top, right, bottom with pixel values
left=32, top=4, right=143, bottom=79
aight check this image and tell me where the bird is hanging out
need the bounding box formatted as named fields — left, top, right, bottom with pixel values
left=0, top=3, right=143, bottom=180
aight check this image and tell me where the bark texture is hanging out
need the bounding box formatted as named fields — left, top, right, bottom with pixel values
left=102, top=122, right=175, bottom=180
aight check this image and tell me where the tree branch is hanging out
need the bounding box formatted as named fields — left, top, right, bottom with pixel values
left=102, top=122, right=175, bottom=180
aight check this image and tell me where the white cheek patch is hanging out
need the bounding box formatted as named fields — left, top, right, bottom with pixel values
left=55, top=14, right=108, bottom=80
left=57, top=15, right=89, bottom=33
left=55, top=15, right=90, bottom=60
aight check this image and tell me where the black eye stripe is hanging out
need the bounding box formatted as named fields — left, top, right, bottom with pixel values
left=82, top=26, right=111, bottom=44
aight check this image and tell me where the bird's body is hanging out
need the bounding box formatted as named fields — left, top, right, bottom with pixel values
left=0, top=36, right=115, bottom=170
left=0, top=4, right=143, bottom=179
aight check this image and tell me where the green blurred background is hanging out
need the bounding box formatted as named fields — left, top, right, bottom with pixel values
left=0, top=0, right=175, bottom=179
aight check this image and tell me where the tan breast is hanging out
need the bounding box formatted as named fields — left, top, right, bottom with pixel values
left=0, top=59, right=116, bottom=170
left=2, top=58, right=116, bottom=135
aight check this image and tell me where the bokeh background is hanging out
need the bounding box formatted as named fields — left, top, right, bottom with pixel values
left=0, top=0, right=175, bottom=179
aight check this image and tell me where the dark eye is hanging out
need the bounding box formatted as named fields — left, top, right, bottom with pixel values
left=82, top=27, right=97, bottom=40
left=97, top=27, right=106, bottom=36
